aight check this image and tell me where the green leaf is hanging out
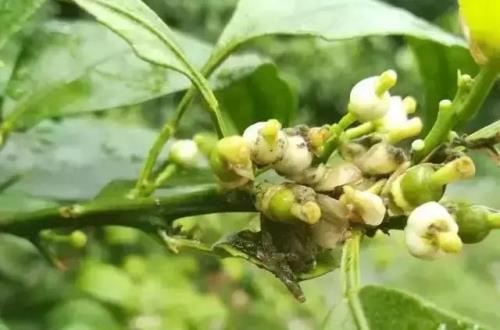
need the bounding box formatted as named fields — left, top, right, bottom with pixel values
left=0, top=320, right=10, bottom=330
left=359, top=285, right=488, bottom=330
left=77, top=262, right=136, bottom=309
left=465, top=120, right=500, bottom=148
left=0, top=40, right=21, bottom=96
left=46, top=298, right=120, bottom=330
left=215, top=63, right=297, bottom=133
left=0, top=118, right=161, bottom=201
left=1, top=20, right=266, bottom=131
left=323, top=285, right=488, bottom=330
left=209, top=0, right=466, bottom=75
left=0, top=0, right=47, bottom=49
left=1, top=20, right=192, bottom=130
left=72, top=0, right=224, bottom=135
left=72, top=0, right=198, bottom=76
left=409, top=38, right=478, bottom=132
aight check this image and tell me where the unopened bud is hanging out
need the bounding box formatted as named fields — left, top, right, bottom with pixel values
left=449, top=202, right=492, bottom=244
left=170, top=139, right=202, bottom=167
left=210, top=136, right=254, bottom=189
left=411, top=139, right=425, bottom=152
left=273, top=134, right=313, bottom=176
left=348, top=70, right=397, bottom=122
left=308, top=126, right=331, bottom=155
left=404, top=202, right=462, bottom=259
left=353, top=142, right=407, bottom=176
left=70, top=230, right=88, bottom=248
left=256, top=183, right=321, bottom=225
left=193, top=132, right=218, bottom=156
left=243, top=120, right=287, bottom=166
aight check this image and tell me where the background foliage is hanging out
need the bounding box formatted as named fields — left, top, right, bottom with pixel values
left=0, top=0, right=498, bottom=329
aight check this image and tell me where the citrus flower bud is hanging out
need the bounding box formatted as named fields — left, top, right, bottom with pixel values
left=273, top=134, right=313, bottom=176
left=449, top=202, right=493, bottom=244
left=292, top=162, right=362, bottom=192
left=391, top=157, right=475, bottom=213
left=405, top=202, right=463, bottom=259
left=459, top=0, right=500, bottom=65
left=411, top=139, right=425, bottom=152
left=255, top=183, right=321, bottom=224
left=351, top=142, right=407, bottom=176
left=210, top=136, right=254, bottom=189
left=169, top=139, right=202, bottom=168
left=307, top=126, right=331, bottom=155
left=348, top=70, right=397, bottom=122
left=70, top=230, right=88, bottom=248
left=193, top=132, right=218, bottom=156
left=243, top=119, right=287, bottom=166
left=341, top=186, right=386, bottom=226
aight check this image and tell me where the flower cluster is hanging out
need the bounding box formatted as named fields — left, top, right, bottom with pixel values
left=173, top=70, right=495, bottom=260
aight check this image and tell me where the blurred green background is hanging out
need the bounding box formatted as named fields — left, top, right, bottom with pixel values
left=0, top=0, right=499, bottom=329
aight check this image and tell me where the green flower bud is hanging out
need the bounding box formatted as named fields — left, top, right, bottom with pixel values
left=256, top=183, right=321, bottom=224
left=169, top=139, right=202, bottom=168
left=391, top=157, right=475, bottom=212
left=193, top=132, right=218, bottom=156
left=70, top=230, right=88, bottom=248
left=450, top=202, right=492, bottom=244
left=210, top=136, right=254, bottom=189
left=307, top=126, right=331, bottom=155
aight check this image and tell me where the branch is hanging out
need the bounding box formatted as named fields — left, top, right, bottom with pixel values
left=0, top=184, right=255, bottom=237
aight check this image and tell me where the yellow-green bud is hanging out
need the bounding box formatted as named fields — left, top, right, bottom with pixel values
left=210, top=136, right=254, bottom=189
left=70, top=230, right=88, bottom=248
left=193, top=132, right=218, bottom=156
left=169, top=139, right=202, bottom=167
left=450, top=202, right=492, bottom=244
left=256, top=183, right=321, bottom=224
left=307, top=126, right=331, bottom=155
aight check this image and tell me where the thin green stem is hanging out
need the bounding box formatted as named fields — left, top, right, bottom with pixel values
left=131, top=123, right=175, bottom=198
left=414, top=65, right=499, bottom=162
left=317, top=113, right=357, bottom=163
left=456, top=65, right=498, bottom=127
left=341, top=230, right=369, bottom=330
left=134, top=48, right=237, bottom=197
